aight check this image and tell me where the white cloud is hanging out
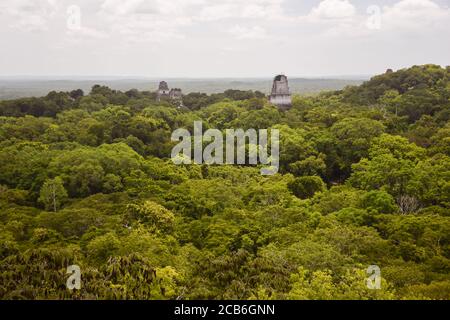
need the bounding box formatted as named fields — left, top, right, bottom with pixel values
left=228, top=25, right=268, bottom=39
left=198, top=4, right=234, bottom=21
left=100, top=0, right=204, bottom=16
left=0, top=0, right=59, bottom=31
left=97, top=0, right=194, bottom=42
left=381, top=0, right=450, bottom=31
left=0, top=0, right=289, bottom=42
left=93, top=0, right=287, bottom=43
left=308, top=0, right=356, bottom=21
left=197, top=0, right=286, bottom=21
left=100, top=0, right=146, bottom=16
left=298, top=0, right=360, bottom=38
left=302, top=0, right=450, bottom=38
left=66, top=26, right=109, bottom=40
left=1, top=0, right=449, bottom=77
left=108, top=15, right=189, bottom=42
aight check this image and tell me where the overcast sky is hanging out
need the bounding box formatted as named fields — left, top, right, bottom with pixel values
left=0, top=0, right=449, bottom=77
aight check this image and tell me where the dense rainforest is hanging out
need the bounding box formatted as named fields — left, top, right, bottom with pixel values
left=0, top=64, right=449, bottom=300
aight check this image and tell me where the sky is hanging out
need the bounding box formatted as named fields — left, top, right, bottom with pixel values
left=0, top=0, right=449, bottom=77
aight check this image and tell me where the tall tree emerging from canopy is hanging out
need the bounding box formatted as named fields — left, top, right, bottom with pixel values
left=38, top=177, right=68, bottom=212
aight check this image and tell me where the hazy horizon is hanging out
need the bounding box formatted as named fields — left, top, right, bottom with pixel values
left=0, top=75, right=367, bottom=99
left=0, top=74, right=372, bottom=80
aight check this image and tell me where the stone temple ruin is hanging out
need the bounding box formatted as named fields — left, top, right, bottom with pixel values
left=156, top=81, right=170, bottom=101
left=169, top=88, right=183, bottom=101
left=156, top=76, right=292, bottom=110
left=157, top=81, right=183, bottom=106
left=269, top=74, right=292, bottom=110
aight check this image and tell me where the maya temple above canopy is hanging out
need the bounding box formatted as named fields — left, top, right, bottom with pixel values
left=157, top=81, right=183, bottom=106
left=269, top=74, right=292, bottom=110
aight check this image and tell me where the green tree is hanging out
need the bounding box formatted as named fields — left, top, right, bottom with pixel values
left=38, top=177, right=68, bottom=212
left=288, top=176, right=326, bottom=199
left=126, top=201, right=175, bottom=232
